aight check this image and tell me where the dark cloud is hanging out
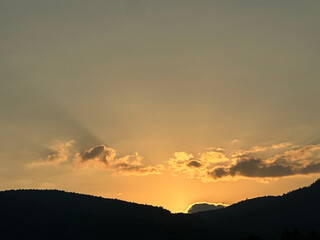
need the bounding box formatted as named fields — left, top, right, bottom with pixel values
left=208, top=158, right=294, bottom=179
left=79, top=145, right=115, bottom=163
left=208, top=157, right=320, bottom=180
left=187, top=160, right=202, bottom=168
left=299, top=162, right=320, bottom=174
left=208, top=167, right=229, bottom=179
left=81, top=145, right=106, bottom=161
left=229, top=158, right=294, bottom=178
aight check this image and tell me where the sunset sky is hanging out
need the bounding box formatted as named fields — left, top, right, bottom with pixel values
left=1, top=1, right=320, bottom=212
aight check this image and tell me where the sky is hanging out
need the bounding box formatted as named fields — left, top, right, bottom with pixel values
left=1, top=0, right=320, bottom=212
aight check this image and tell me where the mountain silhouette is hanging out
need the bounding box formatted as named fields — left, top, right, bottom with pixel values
left=1, top=179, right=320, bottom=239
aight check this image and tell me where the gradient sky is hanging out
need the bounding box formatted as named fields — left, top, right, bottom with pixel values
left=1, top=1, right=320, bottom=212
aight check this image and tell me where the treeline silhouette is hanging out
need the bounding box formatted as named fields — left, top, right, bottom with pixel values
left=240, top=228, right=320, bottom=240
left=0, top=179, right=320, bottom=240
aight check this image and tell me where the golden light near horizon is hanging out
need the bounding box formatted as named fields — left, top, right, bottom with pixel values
left=1, top=1, right=320, bottom=213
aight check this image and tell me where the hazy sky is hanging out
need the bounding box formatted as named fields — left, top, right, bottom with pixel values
left=1, top=1, right=320, bottom=212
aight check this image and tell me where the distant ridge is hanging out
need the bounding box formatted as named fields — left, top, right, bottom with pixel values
left=195, top=179, right=320, bottom=239
left=1, top=179, right=320, bottom=240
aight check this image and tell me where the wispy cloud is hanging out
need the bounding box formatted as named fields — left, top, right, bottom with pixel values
left=27, top=140, right=75, bottom=167
left=271, top=142, right=292, bottom=149
left=232, top=145, right=268, bottom=158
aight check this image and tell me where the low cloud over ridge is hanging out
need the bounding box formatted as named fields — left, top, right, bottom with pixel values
left=187, top=202, right=226, bottom=214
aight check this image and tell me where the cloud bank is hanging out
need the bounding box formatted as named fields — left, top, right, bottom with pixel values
left=30, top=140, right=320, bottom=181
left=74, top=145, right=163, bottom=175
left=30, top=142, right=163, bottom=176
left=169, top=143, right=320, bottom=182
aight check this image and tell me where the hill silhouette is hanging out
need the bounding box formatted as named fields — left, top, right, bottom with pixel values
left=1, top=179, right=320, bottom=239
left=195, top=179, right=320, bottom=239
left=0, top=189, right=200, bottom=240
